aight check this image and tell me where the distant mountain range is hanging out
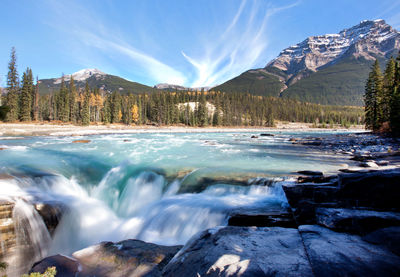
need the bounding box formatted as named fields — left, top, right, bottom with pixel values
left=214, top=19, right=400, bottom=106
left=37, top=20, right=399, bottom=106
left=38, top=69, right=159, bottom=95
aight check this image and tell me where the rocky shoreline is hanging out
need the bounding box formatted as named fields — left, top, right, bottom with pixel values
left=6, top=132, right=400, bottom=276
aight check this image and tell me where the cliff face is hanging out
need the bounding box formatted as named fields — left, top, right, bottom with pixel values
left=215, top=20, right=400, bottom=106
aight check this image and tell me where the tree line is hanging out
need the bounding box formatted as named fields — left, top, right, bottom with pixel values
left=1, top=48, right=364, bottom=127
left=364, top=52, right=400, bottom=136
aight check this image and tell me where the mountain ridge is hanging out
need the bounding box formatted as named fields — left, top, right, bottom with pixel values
left=38, top=69, right=159, bottom=95
left=214, top=19, right=400, bottom=106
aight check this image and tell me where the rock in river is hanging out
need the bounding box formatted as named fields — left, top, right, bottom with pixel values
left=163, top=226, right=313, bottom=277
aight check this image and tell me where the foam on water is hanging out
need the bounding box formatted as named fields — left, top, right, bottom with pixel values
left=0, top=131, right=357, bottom=272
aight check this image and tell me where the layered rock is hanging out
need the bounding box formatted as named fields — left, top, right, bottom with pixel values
left=299, top=225, right=400, bottom=277
left=73, top=239, right=181, bottom=277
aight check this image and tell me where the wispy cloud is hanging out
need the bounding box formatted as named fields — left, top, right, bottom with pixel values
left=42, top=0, right=186, bottom=85
left=182, top=0, right=300, bottom=87
left=42, top=0, right=298, bottom=87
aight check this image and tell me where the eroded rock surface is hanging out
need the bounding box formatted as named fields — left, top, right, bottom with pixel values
left=162, top=226, right=314, bottom=277
left=299, top=225, right=400, bottom=277
left=72, top=239, right=182, bottom=277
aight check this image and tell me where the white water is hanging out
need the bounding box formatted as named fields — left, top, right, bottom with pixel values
left=0, top=131, right=356, bottom=274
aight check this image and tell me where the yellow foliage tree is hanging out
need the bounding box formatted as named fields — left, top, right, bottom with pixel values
left=131, top=104, right=139, bottom=123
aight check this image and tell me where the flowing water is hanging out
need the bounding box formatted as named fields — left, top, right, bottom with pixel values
left=0, top=131, right=355, bottom=275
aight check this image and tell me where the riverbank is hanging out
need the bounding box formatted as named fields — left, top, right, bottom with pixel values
left=0, top=122, right=364, bottom=137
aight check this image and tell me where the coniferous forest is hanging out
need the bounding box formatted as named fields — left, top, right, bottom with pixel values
left=364, top=52, right=400, bottom=136
left=1, top=47, right=364, bottom=127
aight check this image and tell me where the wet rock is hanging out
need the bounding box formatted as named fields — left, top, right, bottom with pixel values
left=34, top=201, right=66, bottom=235
left=163, top=226, right=314, bottom=277
left=30, top=255, right=80, bottom=277
left=72, top=139, right=91, bottom=143
left=363, top=227, right=400, bottom=256
left=299, top=225, right=400, bottom=277
left=283, top=183, right=339, bottom=208
left=260, top=133, right=274, bottom=137
left=73, top=239, right=182, bottom=277
left=297, top=170, right=323, bottom=176
left=337, top=169, right=400, bottom=210
left=359, top=161, right=379, bottom=168
left=316, top=208, right=400, bottom=235
left=376, top=160, right=389, bottom=166
left=350, top=154, right=373, bottom=162
left=228, top=207, right=296, bottom=228
left=250, top=135, right=258, bottom=139
left=297, top=175, right=337, bottom=184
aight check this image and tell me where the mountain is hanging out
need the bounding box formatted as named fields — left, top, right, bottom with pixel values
left=214, top=19, right=400, bottom=106
left=155, top=83, right=211, bottom=92
left=38, top=69, right=158, bottom=95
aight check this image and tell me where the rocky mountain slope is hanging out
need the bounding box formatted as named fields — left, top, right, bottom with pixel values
left=214, top=19, right=400, bottom=106
left=38, top=69, right=158, bottom=95
left=154, top=83, right=211, bottom=92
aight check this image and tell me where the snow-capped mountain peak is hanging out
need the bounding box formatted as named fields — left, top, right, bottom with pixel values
left=53, top=68, right=106, bottom=84
left=266, top=19, right=400, bottom=81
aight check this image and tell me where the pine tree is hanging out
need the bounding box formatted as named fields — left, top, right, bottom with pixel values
left=198, top=92, right=208, bottom=127
left=103, top=94, right=111, bottom=124
left=390, top=52, right=400, bottom=136
left=381, top=57, right=396, bottom=124
left=33, top=77, right=39, bottom=121
left=5, top=47, right=20, bottom=122
left=19, top=68, right=33, bottom=121
left=81, top=82, right=90, bottom=125
left=69, top=76, right=78, bottom=123
left=364, top=60, right=383, bottom=131
left=58, top=76, right=69, bottom=122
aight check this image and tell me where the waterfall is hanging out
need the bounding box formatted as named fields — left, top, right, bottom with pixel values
left=7, top=199, right=51, bottom=277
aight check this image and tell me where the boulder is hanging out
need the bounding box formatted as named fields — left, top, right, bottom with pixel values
left=363, top=227, right=400, bottom=256
left=34, top=201, right=66, bottom=235
left=316, top=208, right=400, bottom=235
left=30, top=255, right=80, bottom=277
left=299, top=225, right=400, bottom=277
left=297, top=175, right=337, bottom=184
left=297, top=170, right=323, bottom=176
left=337, top=169, right=400, bottom=210
left=163, top=226, right=314, bottom=277
left=359, top=161, right=379, bottom=168
left=72, top=239, right=181, bottom=277
left=228, top=207, right=297, bottom=228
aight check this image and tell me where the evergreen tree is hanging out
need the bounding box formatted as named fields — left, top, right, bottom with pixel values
left=58, top=76, right=69, bottom=122
left=381, top=57, right=396, bottom=124
left=5, top=47, right=19, bottom=121
left=20, top=68, right=33, bottom=121
left=364, top=60, right=383, bottom=131
left=198, top=92, right=208, bottom=127
left=103, top=94, right=111, bottom=124
left=390, top=52, right=400, bottom=136
left=33, top=77, right=39, bottom=121
left=69, top=77, right=78, bottom=123
left=81, top=82, right=90, bottom=125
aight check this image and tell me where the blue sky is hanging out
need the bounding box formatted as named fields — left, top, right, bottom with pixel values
left=1, top=0, right=400, bottom=88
